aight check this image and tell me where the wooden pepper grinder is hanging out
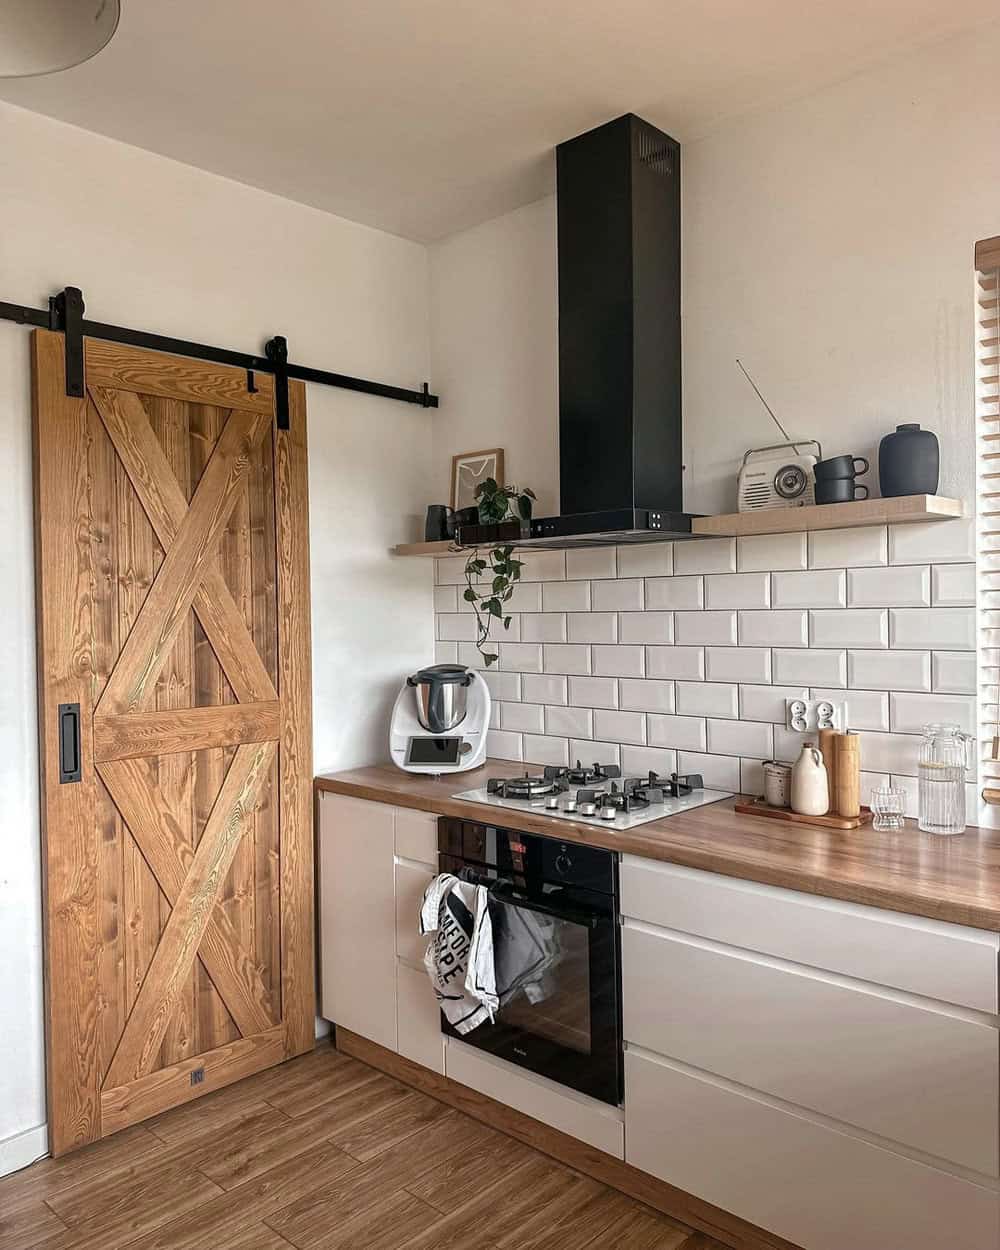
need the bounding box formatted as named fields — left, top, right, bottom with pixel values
left=834, top=731, right=861, bottom=819
left=818, top=728, right=838, bottom=813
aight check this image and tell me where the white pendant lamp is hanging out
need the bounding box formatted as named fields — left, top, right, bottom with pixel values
left=0, top=0, right=120, bottom=78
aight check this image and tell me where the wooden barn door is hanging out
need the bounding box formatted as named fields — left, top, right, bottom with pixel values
left=33, top=329, right=314, bottom=1155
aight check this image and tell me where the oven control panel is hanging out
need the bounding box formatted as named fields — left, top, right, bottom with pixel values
left=437, top=818, right=616, bottom=895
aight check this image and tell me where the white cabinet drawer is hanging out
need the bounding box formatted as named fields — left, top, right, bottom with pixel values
left=396, top=961, right=444, bottom=1074
left=621, top=856, right=999, bottom=1013
left=623, top=921, right=998, bottom=1176
left=395, top=808, right=439, bottom=866
left=446, top=1039, right=624, bottom=1158
left=395, top=860, right=434, bottom=966
left=625, top=1050, right=1000, bottom=1250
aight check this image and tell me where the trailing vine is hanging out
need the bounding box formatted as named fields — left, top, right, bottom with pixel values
left=462, top=478, right=535, bottom=667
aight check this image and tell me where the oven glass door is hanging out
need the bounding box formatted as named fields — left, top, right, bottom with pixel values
left=444, top=883, right=621, bottom=1106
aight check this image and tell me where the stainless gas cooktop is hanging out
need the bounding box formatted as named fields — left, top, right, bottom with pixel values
left=453, top=765, right=731, bottom=832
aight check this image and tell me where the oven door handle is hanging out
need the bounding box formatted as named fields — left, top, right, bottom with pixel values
left=488, top=884, right=600, bottom=930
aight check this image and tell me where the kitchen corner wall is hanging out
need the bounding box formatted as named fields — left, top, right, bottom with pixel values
left=434, top=519, right=977, bottom=816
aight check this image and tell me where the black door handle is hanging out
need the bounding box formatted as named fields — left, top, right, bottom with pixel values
left=58, top=702, right=81, bottom=784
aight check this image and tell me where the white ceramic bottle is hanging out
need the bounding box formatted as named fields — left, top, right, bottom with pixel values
left=791, top=741, right=830, bottom=816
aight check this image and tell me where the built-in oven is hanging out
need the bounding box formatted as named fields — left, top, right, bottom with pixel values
left=438, top=817, right=622, bottom=1106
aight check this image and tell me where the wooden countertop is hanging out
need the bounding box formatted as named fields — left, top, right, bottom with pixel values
left=315, top=760, right=1000, bottom=932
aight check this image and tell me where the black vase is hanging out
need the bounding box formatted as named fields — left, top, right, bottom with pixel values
left=878, top=424, right=939, bottom=497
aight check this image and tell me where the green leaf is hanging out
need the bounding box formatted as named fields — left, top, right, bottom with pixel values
left=486, top=598, right=503, bottom=618
left=484, top=652, right=499, bottom=667
left=463, top=587, right=477, bottom=602
left=503, top=616, right=512, bottom=628
left=492, top=575, right=505, bottom=593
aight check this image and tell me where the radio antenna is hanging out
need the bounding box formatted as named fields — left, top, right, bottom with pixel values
left=736, top=359, right=800, bottom=454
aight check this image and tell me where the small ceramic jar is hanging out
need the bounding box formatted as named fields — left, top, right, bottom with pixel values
left=791, top=742, right=830, bottom=816
left=762, top=761, right=792, bottom=808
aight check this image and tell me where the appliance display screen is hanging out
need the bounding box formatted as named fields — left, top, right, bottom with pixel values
left=407, top=737, right=462, bottom=765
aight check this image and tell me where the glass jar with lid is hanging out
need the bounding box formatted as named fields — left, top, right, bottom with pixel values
left=918, top=724, right=974, bottom=836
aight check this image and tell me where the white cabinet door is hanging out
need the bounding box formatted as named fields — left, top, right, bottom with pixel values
left=318, top=793, right=397, bottom=1051
left=623, top=920, right=999, bottom=1176
left=395, top=808, right=438, bottom=866
left=395, top=860, right=434, bottom=966
left=397, top=961, right=445, bottom=1074
left=625, top=1049, right=1000, bottom=1250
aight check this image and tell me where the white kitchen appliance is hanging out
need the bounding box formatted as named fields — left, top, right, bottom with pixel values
left=738, top=440, right=821, bottom=512
left=389, top=663, right=490, bottom=774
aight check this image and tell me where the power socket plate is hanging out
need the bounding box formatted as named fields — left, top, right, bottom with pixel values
left=785, top=698, right=846, bottom=734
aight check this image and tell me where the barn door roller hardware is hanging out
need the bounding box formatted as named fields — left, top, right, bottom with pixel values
left=0, top=286, right=439, bottom=429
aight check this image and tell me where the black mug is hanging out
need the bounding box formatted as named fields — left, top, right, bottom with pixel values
left=424, top=504, right=455, bottom=542
left=814, top=454, right=870, bottom=482
left=815, top=478, right=869, bottom=504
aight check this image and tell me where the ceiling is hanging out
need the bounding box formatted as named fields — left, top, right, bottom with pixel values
left=1, top=1, right=995, bottom=241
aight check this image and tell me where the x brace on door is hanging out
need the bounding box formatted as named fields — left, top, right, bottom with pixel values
left=0, top=285, right=439, bottom=428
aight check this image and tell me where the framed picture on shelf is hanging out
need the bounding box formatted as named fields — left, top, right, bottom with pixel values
left=451, top=448, right=504, bottom=512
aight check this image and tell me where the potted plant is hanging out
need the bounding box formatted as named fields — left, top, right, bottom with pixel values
left=463, top=479, right=536, bottom=667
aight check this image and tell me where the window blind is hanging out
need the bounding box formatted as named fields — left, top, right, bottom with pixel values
left=976, top=237, right=1000, bottom=805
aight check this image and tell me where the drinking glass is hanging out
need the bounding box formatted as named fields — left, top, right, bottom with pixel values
left=870, top=786, right=905, bottom=832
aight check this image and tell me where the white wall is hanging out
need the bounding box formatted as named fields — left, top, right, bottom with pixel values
left=0, top=101, right=432, bottom=1169
left=431, top=23, right=1000, bottom=514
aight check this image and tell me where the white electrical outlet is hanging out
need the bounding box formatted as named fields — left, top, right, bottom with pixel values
left=785, top=698, right=846, bottom=734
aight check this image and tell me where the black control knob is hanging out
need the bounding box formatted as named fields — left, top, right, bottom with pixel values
left=554, top=851, right=573, bottom=875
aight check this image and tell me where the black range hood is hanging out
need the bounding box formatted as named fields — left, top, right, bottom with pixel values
left=460, top=113, right=698, bottom=550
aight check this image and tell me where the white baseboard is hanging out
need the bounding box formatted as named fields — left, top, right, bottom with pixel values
left=0, top=1122, right=48, bottom=1178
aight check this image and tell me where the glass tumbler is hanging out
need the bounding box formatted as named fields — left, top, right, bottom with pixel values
left=870, top=786, right=905, bottom=831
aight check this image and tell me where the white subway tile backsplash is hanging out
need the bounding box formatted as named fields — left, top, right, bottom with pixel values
left=567, top=612, right=618, bottom=644
left=435, top=555, right=470, bottom=585
left=487, top=729, right=522, bottom=762
left=932, top=651, right=977, bottom=695
left=889, top=518, right=974, bottom=566
left=617, top=544, right=673, bottom=577
left=483, top=671, right=521, bottom=702
left=434, top=585, right=458, bottom=612
left=773, top=648, right=847, bottom=687
left=740, top=758, right=766, bottom=796
left=593, top=645, right=645, bottom=677
left=738, top=532, right=807, bottom=572
left=707, top=718, right=773, bottom=759
left=541, top=644, right=591, bottom=675
left=500, top=702, right=545, bottom=734
left=594, top=709, right=647, bottom=745
left=519, top=550, right=567, bottom=582
left=592, top=578, right=644, bottom=611
left=504, top=582, right=544, bottom=613
left=521, top=613, right=567, bottom=643
left=673, top=537, right=737, bottom=576
left=808, top=526, right=887, bottom=569
left=889, top=691, right=976, bottom=736
left=705, top=573, right=771, bottom=610
left=675, top=610, right=737, bottom=646
left=646, top=575, right=704, bottom=610
left=619, top=612, right=675, bottom=644
left=566, top=547, right=616, bottom=580
left=619, top=679, right=676, bottom=714
left=490, top=703, right=500, bottom=730
left=571, top=739, right=621, bottom=767
left=812, top=687, right=888, bottom=732
left=810, top=609, right=888, bottom=649
left=568, top=675, right=619, bottom=708
left=521, top=733, right=568, bottom=767
left=676, top=681, right=739, bottom=719
left=771, top=570, right=846, bottom=609
left=437, top=612, right=481, bottom=642
left=847, top=566, right=930, bottom=608
left=857, top=731, right=921, bottom=777
left=931, top=563, right=976, bottom=607
left=457, top=642, right=487, bottom=670
left=706, top=647, right=771, bottom=684
left=521, top=673, right=567, bottom=705
left=542, top=581, right=591, bottom=612
left=738, top=610, right=808, bottom=648
left=772, top=726, right=808, bottom=763
left=621, top=745, right=678, bottom=776
left=677, top=751, right=741, bottom=791
left=545, top=705, right=594, bottom=739
left=889, top=608, right=975, bottom=651
left=646, top=646, right=705, bottom=680
left=648, top=714, right=707, bottom=751
left=739, top=684, right=808, bottom=724
left=848, top=649, right=931, bottom=692
left=435, top=641, right=458, bottom=664
left=500, top=642, right=543, bottom=673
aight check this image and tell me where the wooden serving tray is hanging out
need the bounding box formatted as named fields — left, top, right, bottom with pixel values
left=735, top=799, right=874, bottom=831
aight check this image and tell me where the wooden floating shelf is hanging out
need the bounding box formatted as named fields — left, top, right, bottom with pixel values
left=393, top=495, right=964, bottom=555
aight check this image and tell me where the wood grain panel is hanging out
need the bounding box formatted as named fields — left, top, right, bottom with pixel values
left=95, top=701, right=280, bottom=761
left=32, top=330, right=101, bottom=1154
left=85, top=338, right=274, bottom=414
left=104, top=740, right=277, bottom=1087
left=98, top=755, right=274, bottom=1037
left=276, top=381, right=315, bottom=1053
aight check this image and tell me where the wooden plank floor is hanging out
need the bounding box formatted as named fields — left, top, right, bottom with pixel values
left=0, top=1041, right=726, bottom=1250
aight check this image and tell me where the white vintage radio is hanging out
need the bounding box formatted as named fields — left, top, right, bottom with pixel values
left=737, top=440, right=821, bottom=512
